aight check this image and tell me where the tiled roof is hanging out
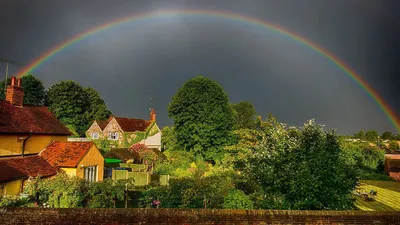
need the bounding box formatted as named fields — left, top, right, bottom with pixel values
left=114, top=117, right=152, bottom=132
left=96, top=120, right=109, bottom=130
left=0, top=100, right=71, bottom=135
left=40, top=141, right=93, bottom=168
left=0, top=155, right=58, bottom=182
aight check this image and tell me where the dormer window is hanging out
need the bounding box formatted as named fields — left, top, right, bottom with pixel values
left=108, top=132, right=118, bottom=140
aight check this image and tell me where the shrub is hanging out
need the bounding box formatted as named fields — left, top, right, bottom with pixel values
left=223, top=189, right=254, bottom=209
left=0, top=195, right=29, bottom=208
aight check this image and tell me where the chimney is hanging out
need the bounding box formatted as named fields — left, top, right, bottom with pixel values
left=150, top=109, right=156, bottom=121
left=6, top=76, right=24, bottom=107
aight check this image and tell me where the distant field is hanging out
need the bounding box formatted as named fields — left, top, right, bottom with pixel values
left=355, top=180, right=400, bottom=211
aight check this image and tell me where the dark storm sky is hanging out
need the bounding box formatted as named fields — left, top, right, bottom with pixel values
left=0, top=0, right=399, bottom=134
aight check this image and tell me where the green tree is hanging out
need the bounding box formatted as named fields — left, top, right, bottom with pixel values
left=0, top=77, right=11, bottom=100
left=365, top=130, right=379, bottom=142
left=230, top=101, right=257, bottom=130
left=246, top=116, right=358, bottom=210
left=47, top=81, right=90, bottom=136
left=354, top=130, right=365, bottom=140
left=0, top=74, right=46, bottom=105
left=382, top=131, right=394, bottom=140
left=47, top=81, right=111, bottom=136
left=161, top=126, right=178, bottom=151
left=168, top=76, right=234, bottom=161
left=82, top=87, right=111, bottom=132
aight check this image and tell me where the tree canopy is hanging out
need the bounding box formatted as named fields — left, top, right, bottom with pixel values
left=365, top=130, right=379, bottom=142
left=230, top=101, right=257, bottom=130
left=381, top=131, right=394, bottom=140
left=242, top=116, right=358, bottom=210
left=47, top=80, right=111, bottom=137
left=168, top=76, right=234, bottom=161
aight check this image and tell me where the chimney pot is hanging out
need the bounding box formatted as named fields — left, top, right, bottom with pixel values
left=150, top=109, right=156, bottom=121
left=17, top=78, right=22, bottom=87
left=6, top=77, right=24, bottom=107
left=11, top=77, right=16, bottom=86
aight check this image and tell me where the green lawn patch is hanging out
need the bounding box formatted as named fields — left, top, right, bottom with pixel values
left=355, top=180, right=400, bottom=211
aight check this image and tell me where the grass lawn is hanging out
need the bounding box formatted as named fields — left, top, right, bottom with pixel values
left=355, top=180, right=400, bottom=211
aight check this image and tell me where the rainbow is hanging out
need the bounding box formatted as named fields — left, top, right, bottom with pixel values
left=16, top=9, right=400, bottom=132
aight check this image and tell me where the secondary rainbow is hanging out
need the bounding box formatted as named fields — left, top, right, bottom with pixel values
left=15, top=9, right=400, bottom=132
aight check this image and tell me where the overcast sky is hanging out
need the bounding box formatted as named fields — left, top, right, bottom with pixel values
left=0, top=0, right=399, bottom=134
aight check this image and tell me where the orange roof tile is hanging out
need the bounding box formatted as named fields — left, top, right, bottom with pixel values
left=0, top=100, right=71, bottom=135
left=40, top=141, right=93, bottom=168
left=0, top=155, right=58, bottom=182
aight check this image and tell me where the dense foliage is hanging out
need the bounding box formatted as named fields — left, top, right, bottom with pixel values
left=168, top=76, right=234, bottom=161
left=243, top=117, right=358, bottom=210
left=47, top=80, right=111, bottom=136
left=23, top=174, right=134, bottom=208
left=230, top=101, right=257, bottom=130
left=140, top=171, right=235, bottom=209
left=341, top=141, right=390, bottom=180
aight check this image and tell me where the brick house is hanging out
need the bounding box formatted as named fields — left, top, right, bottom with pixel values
left=86, top=109, right=162, bottom=150
left=40, top=141, right=104, bottom=182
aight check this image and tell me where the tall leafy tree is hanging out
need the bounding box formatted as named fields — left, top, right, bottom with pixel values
left=84, top=87, right=111, bottom=125
left=354, top=130, right=365, bottom=140
left=381, top=131, right=394, bottom=140
left=245, top=116, right=357, bottom=210
left=161, top=126, right=177, bottom=151
left=230, top=101, right=256, bottom=130
left=168, top=76, right=234, bottom=161
left=365, top=130, right=379, bottom=142
left=0, top=74, right=46, bottom=105
left=47, top=81, right=111, bottom=136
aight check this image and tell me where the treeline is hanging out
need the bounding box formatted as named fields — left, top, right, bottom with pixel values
left=354, top=130, right=400, bottom=141
left=0, top=75, right=111, bottom=136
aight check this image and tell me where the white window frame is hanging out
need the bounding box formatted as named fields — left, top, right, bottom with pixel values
left=108, top=132, right=119, bottom=140
left=84, top=166, right=97, bottom=182
left=91, top=132, right=99, bottom=139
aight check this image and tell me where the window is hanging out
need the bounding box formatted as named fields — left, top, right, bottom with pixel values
left=91, top=132, right=99, bottom=139
left=108, top=132, right=118, bottom=140
left=84, top=166, right=97, bottom=182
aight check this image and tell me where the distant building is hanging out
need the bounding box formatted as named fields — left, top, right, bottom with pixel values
left=86, top=109, right=161, bottom=150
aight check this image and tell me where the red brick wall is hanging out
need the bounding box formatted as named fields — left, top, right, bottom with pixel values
left=0, top=208, right=399, bottom=224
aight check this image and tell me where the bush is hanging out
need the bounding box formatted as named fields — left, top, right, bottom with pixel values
left=223, top=189, right=254, bottom=209
left=341, top=142, right=386, bottom=174
left=24, top=174, right=134, bottom=208
left=140, top=172, right=235, bottom=209
left=0, top=195, right=29, bottom=208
